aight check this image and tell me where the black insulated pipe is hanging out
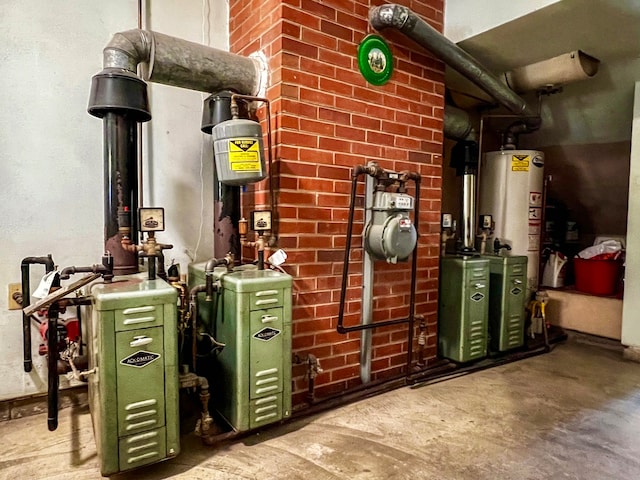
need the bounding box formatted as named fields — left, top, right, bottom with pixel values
left=20, top=255, right=55, bottom=373
left=369, top=4, right=540, bottom=126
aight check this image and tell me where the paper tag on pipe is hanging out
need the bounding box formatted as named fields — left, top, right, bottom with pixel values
left=33, top=271, right=60, bottom=299
left=268, top=249, right=287, bottom=267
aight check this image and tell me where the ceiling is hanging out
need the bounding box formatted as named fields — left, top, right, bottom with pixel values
left=446, top=0, right=640, bottom=147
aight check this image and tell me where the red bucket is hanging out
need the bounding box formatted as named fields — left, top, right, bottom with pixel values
left=573, top=258, right=621, bottom=296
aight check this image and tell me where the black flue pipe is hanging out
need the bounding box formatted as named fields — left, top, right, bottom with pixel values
left=202, top=92, right=244, bottom=260
left=102, top=112, right=139, bottom=275
left=20, top=255, right=55, bottom=372
left=89, top=69, right=150, bottom=275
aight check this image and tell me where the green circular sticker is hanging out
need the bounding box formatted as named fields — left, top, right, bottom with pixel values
left=358, top=35, right=393, bottom=86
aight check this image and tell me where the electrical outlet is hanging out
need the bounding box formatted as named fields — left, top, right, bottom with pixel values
left=8, top=283, right=22, bottom=310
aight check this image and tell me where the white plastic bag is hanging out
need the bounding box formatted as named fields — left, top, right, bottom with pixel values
left=577, top=240, right=622, bottom=259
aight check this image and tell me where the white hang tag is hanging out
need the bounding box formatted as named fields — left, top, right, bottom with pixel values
left=268, top=249, right=287, bottom=267
left=33, top=271, right=60, bottom=299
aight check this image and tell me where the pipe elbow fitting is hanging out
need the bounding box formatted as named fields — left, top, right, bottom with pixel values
left=59, top=267, right=74, bottom=280
left=197, top=375, right=209, bottom=391
left=369, top=4, right=410, bottom=31
left=204, top=255, right=232, bottom=274
left=103, top=29, right=153, bottom=71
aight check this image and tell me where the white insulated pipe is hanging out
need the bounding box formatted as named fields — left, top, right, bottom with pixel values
left=503, top=50, right=600, bottom=93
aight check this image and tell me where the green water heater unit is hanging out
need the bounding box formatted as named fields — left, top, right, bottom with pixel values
left=438, top=255, right=490, bottom=363
left=487, top=255, right=527, bottom=352
left=88, top=276, right=179, bottom=477
left=189, top=264, right=292, bottom=432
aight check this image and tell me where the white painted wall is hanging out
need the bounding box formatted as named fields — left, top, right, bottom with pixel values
left=0, top=0, right=228, bottom=400
left=444, top=0, right=562, bottom=42
left=621, top=82, right=640, bottom=348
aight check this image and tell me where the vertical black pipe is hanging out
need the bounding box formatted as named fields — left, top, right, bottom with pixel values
left=148, top=255, right=156, bottom=281
left=103, top=112, right=139, bottom=275
left=47, top=303, right=60, bottom=431
left=76, top=304, right=83, bottom=356
left=21, top=264, right=32, bottom=373
left=88, top=68, right=150, bottom=275
left=21, top=255, right=55, bottom=373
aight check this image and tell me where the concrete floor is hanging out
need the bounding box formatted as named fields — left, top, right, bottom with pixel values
left=2, top=336, right=640, bottom=479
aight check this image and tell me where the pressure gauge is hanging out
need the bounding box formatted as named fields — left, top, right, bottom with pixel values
left=250, top=210, right=272, bottom=231
left=139, top=207, right=165, bottom=232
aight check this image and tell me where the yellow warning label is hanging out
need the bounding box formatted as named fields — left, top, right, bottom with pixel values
left=511, top=154, right=530, bottom=172
left=229, top=139, right=261, bottom=172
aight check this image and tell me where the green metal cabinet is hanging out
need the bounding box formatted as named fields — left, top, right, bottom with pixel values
left=438, top=255, right=489, bottom=363
left=189, top=264, right=292, bottom=432
left=487, top=255, right=527, bottom=352
left=88, top=277, right=179, bottom=477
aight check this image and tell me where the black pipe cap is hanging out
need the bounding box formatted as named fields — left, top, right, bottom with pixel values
left=88, top=69, right=151, bottom=122
left=201, top=91, right=232, bottom=134
left=201, top=91, right=250, bottom=134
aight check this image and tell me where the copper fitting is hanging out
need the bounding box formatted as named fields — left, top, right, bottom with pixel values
left=121, top=231, right=173, bottom=256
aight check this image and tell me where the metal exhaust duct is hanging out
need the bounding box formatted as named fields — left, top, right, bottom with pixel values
left=444, top=105, right=476, bottom=141
left=503, top=50, right=600, bottom=93
left=89, top=30, right=264, bottom=273
left=369, top=4, right=539, bottom=125
left=102, top=29, right=264, bottom=95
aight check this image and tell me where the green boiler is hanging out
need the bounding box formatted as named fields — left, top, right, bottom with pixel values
left=88, top=276, right=179, bottom=476
left=487, top=255, right=527, bottom=352
left=438, top=255, right=490, bottom=363
left=189, top=264, right=292, bottom=432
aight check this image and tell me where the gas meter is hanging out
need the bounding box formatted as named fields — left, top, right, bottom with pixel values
left=364, top=191, right=417, bottom=264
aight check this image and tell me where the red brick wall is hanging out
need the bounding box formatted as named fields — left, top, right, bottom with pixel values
left=230, top=0, right=445, bottom=406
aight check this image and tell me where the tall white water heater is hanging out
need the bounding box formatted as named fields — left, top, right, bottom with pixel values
left=479, top=150, right=545, bottom=292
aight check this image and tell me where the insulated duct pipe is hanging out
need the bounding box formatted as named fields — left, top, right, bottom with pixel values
left=444, top=105, right=476, bottom=141
left=89, top=30, right=264, bottom=273
left=369, top=4, right=539, bottom=125
left=102, top=30, right=263, bottom=95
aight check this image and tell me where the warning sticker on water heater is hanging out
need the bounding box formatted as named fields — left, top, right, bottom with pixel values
left=511, top=154, right=530, bottom=172
left=228, top=139, right=261, bottom=172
